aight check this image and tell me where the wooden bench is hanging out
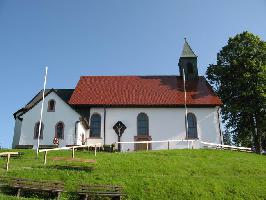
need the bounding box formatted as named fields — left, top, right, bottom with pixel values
left=9, top=178, right=64, bottom=200
left=78, top=184, right=124, bottom=200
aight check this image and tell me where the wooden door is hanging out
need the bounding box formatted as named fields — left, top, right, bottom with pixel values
left=134, top=136, right=152, bottom=151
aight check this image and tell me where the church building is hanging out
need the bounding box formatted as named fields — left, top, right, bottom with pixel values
left=13, top=40, right=222, bottom=150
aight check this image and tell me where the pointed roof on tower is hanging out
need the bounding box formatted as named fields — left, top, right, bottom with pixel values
left=180, top=38, right=197, bottom=58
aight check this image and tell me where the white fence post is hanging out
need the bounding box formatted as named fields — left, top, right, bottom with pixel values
left=6, top=154, right=10, bottom=171
left=72, top=147, right=75, bottom=158
left=44, top=151, right=47, bottom=165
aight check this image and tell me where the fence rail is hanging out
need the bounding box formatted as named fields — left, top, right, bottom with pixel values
left=201, top=141, right=251, bottom=151
left=116, top=139, right=197, bottom=151
left=115, top=140, right=251, bottom=152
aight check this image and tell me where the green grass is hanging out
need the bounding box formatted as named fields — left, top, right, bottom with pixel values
left=0, top=149, right=266, bottom=199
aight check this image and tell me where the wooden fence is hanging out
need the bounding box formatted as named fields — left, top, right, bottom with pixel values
left=39, top=143, right=102, bottom=164
left=116, top=140, right=252, bottom=152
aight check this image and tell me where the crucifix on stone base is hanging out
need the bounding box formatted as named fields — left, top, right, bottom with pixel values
left=113, top=121, right=127, bottom=152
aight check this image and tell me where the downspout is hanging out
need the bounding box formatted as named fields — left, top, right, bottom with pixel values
left=182, top=67, right=189, bottom=148
left=217, top=107, right=223, bottom=145
left=86, top=107, right=91, bottom=144
left=104, top=107, right=106, bottom=145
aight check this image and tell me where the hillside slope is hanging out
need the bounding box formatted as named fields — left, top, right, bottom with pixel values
left=0, top=149, right=265, bottom=199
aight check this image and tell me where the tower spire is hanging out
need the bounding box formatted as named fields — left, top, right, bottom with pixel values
left=181, top=38, right=197, bottom=58
left=178, top=39, right=198, bottom=80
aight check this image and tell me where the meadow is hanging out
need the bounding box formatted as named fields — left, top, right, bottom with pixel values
left=0, top=149, right=265, bottom=199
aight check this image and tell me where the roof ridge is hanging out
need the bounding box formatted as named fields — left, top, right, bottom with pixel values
left=80, top=75, right=205, bottom=78
left=80, top=75, right=178, bottom=78
left=43, top=88, right=74, bottom=90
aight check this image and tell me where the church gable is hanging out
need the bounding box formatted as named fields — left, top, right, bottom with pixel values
left=14, top=89, right=77, bottom=119
left=17, top=90, right=80, bottom=119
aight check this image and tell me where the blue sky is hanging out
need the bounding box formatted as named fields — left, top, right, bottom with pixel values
left=0, top=0, right=266, bottom=148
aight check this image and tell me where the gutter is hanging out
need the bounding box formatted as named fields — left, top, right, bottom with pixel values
left=104, top=107, right=106, bottom=145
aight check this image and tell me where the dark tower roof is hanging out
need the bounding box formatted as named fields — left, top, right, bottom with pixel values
left=180, top=38, right=197, bottom=58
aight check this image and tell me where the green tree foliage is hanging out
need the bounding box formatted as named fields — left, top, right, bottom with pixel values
left=223, top=130, right=232, bottom=146
left=206, top=32, right=266, bottom=154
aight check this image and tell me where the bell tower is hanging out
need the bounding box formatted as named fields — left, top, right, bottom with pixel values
left=178, top=38, right=198, bottom=80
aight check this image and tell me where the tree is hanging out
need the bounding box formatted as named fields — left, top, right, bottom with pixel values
left=206, top=31, right=266, bottom=154
left=223, top=130, right=232, bottom=146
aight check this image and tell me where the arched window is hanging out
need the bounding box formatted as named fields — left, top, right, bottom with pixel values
left=47, top=99, right=56, bottom=112
left=187, top=63, right=194, bottom=74
left=90, top=114, right=101, bottom=138
left=137, top=113, right=149, bottom=136
left=55, top=122, right=64, bottom=139
left=34, top=122, right=44, bottom=139
left=187, top=113, right=198, bottom=139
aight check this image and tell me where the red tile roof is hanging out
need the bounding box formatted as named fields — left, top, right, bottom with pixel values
left=69, top=76, right=222, bottom=106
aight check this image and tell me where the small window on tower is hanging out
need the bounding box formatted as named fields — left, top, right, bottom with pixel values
left=48, top=100, right=55, bottom=112
left=187, top=63, right=193, bottom=74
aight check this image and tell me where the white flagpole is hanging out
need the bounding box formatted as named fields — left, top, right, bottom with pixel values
left=182, top=67, right=189, bottom=149
left=36, top=66, right=48, bottom=158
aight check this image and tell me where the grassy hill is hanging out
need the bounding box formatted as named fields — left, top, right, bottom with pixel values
left=0, top=149, right=265, bottom=199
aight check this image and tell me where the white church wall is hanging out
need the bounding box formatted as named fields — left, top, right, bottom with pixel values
left=18, top=92, right=81, bottom=148
left=12, top=118, right=22, bottom=148
left=86, top=107, right=221, bottom=151
left=76, top=122, right=86, bottom=145
left=15, top=99, right=221, bottom=150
